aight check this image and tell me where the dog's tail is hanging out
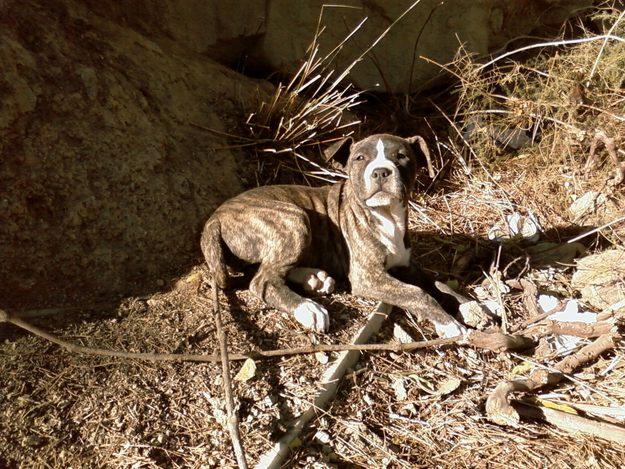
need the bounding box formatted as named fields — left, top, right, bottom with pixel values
left=200, top=218, right=228, bottom=289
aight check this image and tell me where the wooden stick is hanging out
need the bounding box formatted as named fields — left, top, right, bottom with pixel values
left=0, top=309, right=533, bottom=364
left=523, top=320, right=616, bottom=339
left=486, top=333, right=621, bottom=426
left=513, top=401, right=625, bottom=444
left=212, top=281, right=248, bottom=469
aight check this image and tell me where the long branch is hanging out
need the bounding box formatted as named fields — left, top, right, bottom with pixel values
left=0, top=309, right=531, bottom=364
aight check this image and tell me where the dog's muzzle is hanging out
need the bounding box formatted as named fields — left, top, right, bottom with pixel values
left=365, top=166, right=403, bottom=207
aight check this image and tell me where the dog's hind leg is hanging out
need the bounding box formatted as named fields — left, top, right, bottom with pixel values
left=250, top=265, right=330, bottom=333
left=287, top=267, right=336, bottom=295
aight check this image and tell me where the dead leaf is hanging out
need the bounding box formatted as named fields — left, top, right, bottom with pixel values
left=572, top=250, right=625, bottom=310
left=511, top=361, right=533, bottom=376
left=234, top=358, right=257, bottom=382
left=436, top=377, right=461, bottom=396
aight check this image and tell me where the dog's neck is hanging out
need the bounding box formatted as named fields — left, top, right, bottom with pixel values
left=368, top=202, right=411, bottom=269
left=343, top=180, right=411, bottom=269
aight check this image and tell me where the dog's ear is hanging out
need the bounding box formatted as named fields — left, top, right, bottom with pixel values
left=406, top=135, right=435, bottom=178
left=323, top=136, right=353, bottom=168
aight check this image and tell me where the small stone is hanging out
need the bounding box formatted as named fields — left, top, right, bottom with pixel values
left=315, top=352, right=329, bottom=364
left=314, top=430, right=331, bottom=444
left=393, top=323, right=414, bottom=344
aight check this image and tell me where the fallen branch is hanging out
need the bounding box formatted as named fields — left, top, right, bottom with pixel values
left=523, top=320, right=616, bottom=339
left=486, top=333, right=621, bottom=426
left=211, top=282, right=248, bottom=468
left=513, top=401, right=625, bottom=445
left=0, top=309, right=533, bottom=363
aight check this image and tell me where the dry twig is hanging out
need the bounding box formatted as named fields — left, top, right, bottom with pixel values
left=211, top=282, right=248, bottom=468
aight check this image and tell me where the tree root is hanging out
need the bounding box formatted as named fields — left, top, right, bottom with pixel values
left=486, top=333, right=621, bottom=426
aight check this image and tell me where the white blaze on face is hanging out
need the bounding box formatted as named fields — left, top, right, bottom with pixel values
left=363, top=139, right=398, bottom=192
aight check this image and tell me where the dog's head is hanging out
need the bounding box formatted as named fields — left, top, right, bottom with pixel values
left=325, top=134, right=429, bottom=208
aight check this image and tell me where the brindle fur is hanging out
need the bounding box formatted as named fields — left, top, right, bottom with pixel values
left=200, top=134, right=465, bottom=336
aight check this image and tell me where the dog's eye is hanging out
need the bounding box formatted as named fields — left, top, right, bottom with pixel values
left=397, top=152, right=407, bottom=159
left=355, top=154, right=365, bottom=161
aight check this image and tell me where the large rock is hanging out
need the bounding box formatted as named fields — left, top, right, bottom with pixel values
left=0, top=1, right=269, bottom=308
left=79, top=0, right=267, bottom=65
left=255, top=0, right=592, bottom=93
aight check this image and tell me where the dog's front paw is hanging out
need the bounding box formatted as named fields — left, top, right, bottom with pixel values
left=434, top=319, right=468, bottom=339
left=293, top=300, right=329, bottom=333
left=303, top=270, right=336, bottom=295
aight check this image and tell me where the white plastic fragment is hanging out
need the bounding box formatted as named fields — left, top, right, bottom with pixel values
left=538, top=294, right=559, bottom=313
left=314, top=430, right=331, bottom=445
left=315, top=352, right=329, bottom=364
left=481, top=299, right=505, bottom=318
left=488, top=211, right=541, bottom=243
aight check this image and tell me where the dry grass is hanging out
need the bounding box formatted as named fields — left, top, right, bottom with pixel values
left=245, top=9, right=365, bottom=184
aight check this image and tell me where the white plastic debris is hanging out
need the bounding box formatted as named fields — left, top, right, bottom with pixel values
left=314, top=430, right=331, bottom=445
left=488, top=211, right=541, bottom=243
left=537, top=294, right=559, bottom=313
left=315, top=352, right=329, bottom=365
left=482, top=299, right=505, bottom=318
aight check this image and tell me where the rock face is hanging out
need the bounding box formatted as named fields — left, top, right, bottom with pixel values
left=0, top=1, right=268, bottom=308
left=254, top=0, right=591, bottom=93
left=75, top=1, right=591, bottom=94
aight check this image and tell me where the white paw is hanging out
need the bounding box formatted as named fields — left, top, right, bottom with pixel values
left=293, top=300, right=329, bottom=333
left=433, top=319, right=467, bottom=339
left=303, top=271, right=335, bottom=295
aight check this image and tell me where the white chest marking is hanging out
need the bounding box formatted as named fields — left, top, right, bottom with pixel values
left=370, top=203, right=411, bottom=269
left=364, top=139, right=398, bottom=192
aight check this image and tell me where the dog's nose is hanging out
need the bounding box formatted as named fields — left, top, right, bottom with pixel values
left=371, top=168, right=391, bottom=180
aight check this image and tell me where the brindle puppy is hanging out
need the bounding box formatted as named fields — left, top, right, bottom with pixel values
left=201, top=134, right=468, bottom=337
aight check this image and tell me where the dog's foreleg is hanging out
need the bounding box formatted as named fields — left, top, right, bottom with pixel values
left=351, top=271, right=467, bottom=338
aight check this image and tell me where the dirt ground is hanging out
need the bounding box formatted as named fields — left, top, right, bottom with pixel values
left=1, top=205, right=624, bottom=467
